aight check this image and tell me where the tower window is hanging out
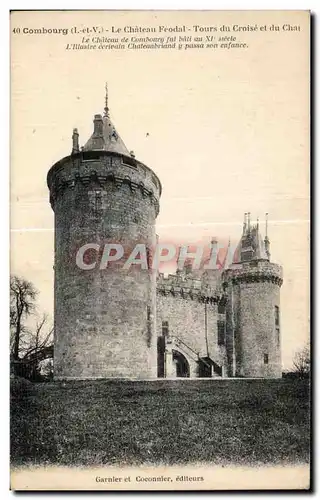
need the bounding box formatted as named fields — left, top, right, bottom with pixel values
left=122, top=155, right=137, bottom=168
left=162, top=321, right=169, bottom=337
left=276, top=328, right=280, bottom=347
left=275, top=305, right=280, bottom=326
left=264, top=354, right=269, bottom=364
left=147, top=306, right=152, bottom=347
left=89, top=189, right=103, bottom=217
left=218, top=321, right=225, bottom=346
left=83, top=151, right=101, bottom=161
left=218, top=302, right=226, bottom=314
left=146, top=246, right=152, bottom=270
left=95, top=191, right=102, bottom=215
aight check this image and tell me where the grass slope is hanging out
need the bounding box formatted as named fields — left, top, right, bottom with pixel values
left=11, top=378, right=310, bottom=467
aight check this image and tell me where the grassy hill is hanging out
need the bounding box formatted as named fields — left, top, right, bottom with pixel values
left=10, top=378, right=310, bottom=467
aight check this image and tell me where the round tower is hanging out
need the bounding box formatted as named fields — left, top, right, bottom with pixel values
left=222, top=214, right=283, bottom=378
left=47, top=85, right=161, bottom=379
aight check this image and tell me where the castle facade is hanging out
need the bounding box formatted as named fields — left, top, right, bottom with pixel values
left=47, top=87, right=283, bottom=380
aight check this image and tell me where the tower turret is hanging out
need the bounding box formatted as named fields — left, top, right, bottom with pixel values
left=222, top=212, right=283, bottom=378
left=47, top=84, right=161, bottom=379
left=71, top=128, right=79, bottom=155
left=264, top=212, right=271, bottom=260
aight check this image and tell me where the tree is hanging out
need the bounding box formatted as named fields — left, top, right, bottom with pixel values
left=10, top=276, right=38, bottom=361
left=19, top=313, right=53, bottom=359
left=293, top=343, right=310, bottom=379
left=10, top=275, right=54, bottom=380
left=19, top=313, right=54, bottom=380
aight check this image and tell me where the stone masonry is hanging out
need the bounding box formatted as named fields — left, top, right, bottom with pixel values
left=47, top=100, right=161, bottom=379
left=47, top=87, right=283, bottom=380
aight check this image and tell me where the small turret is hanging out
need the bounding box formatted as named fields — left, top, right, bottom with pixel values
left=184, top=259, right=194, bottom=275
left=264, top=212, right=271, bottom=261
left=243, top=212, right=247, bottom=235
left=235, top=212, right=269, bottom=263
left=222, top=238, right=233, bottom=269
left=93, top=114, right=104, bottom=136
left=71, top=128, right=79, bottom=155
left=222, top=210, right=283, bottom=378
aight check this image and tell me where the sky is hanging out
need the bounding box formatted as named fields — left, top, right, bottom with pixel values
left=10, top=10, right=309, bottom=369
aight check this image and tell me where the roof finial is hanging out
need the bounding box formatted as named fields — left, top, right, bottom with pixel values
left=104, top=82, right=109, bottom=117
left=265, top=212, right=269, bottom=238
left=243, top=212, right=247, bottom=234
left=211, top=236, right=218, bottom=245
left=247, top=212, right=251, bottom=231
left=264, top=212, right=270, bottom=260
left=257, top=216, right=259, bottom=231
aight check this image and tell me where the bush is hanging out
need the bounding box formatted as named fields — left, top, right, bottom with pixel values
left=10, top=375, right=33, bottom=397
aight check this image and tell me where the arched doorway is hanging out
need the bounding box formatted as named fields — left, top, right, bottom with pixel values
left=172, top=349, right=190, bottom=378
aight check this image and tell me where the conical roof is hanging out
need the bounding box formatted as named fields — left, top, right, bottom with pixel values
left=255, top=230, right=268, bottom=260
left=83, top=114, right=130, bottom=155
left=232, top=216, right=269, bottom=263
left=222, top=239, right=234, bottom=269
left=82, top=83, right=130, bottom=156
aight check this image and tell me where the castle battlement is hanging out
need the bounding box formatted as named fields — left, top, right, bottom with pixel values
left=223, top=260, right=283, bottom=287
left=157, top=272, right=224, bottom=302
left=48, top=85, right=284, bottom=381
left=48, top=87, right=162, bottom=380
left=47, top=150, right=161, bottom=214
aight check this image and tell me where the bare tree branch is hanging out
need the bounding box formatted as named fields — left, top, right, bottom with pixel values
left=10, top=276, right=38, bottom=360
left=292, top=343, right=310, bottom=378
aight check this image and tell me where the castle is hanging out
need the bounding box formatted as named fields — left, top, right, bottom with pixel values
left=47, top=86, right=283, bottom=380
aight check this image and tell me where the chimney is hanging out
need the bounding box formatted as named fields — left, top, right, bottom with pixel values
left=71, top=128, right=79, bottom=155
left=93, top=114, right=104, bottom=136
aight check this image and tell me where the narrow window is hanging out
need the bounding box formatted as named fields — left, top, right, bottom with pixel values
left=147, top=306, right=152, bottom=347
left=218, top=302, right=226, bottom=314
left=146, top=246, right=152, bottom=270
left=91, top=189, right=102, bottom=217
left=217, top=321, right=225, bottom=346
left=122, top=155, right=137, bottom=168
left=83, top=150, right=101, bottom=160
left=275, top=305, right=280, bottom=326
left=264, top=354, right=269, bottom=364
left=276, top=328, right=280, bottom=347
left=162, top=320, right=169, bottom=337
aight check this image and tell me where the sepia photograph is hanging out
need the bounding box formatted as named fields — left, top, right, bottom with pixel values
left=10, top=9, right=310, bottom=490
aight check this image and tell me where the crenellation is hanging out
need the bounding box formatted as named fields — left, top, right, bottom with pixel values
left=48, top=86, right=283, bottom=381
left=48, top=154, right=161, bottom=215
left=156, top=272, right=222, bottom=303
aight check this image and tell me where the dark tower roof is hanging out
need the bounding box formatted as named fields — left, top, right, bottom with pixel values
left=233, top=212, right=269, bottom=264
left=82, top=83, right=130, bottom=156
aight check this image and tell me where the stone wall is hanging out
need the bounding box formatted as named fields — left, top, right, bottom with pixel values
left=156, top=273, right=227, bottom=376
left=223, top=260, right=283, bottom=378
left=47, top=150, right=161, bottom=379
left=48, top=148, right=284, bottom=381
left=235, top=281, right=282, bottom=378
